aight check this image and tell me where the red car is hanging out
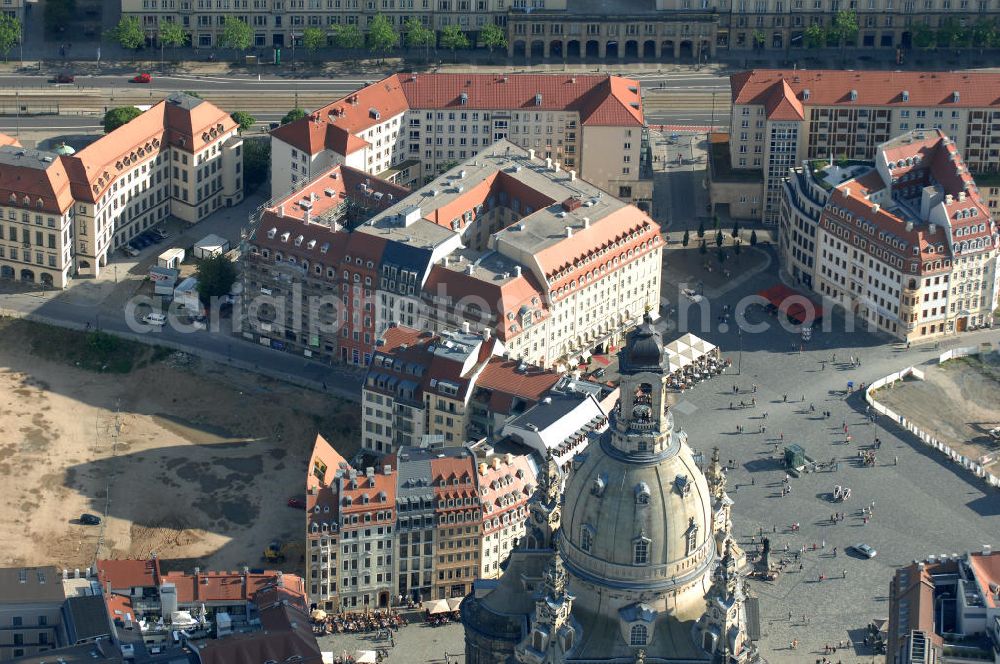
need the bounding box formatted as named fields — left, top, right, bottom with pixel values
left=287, top=497, right=306, bottom=509
left=131, top=73, right=152, bottom=84
left=52, top=73, right=74, bottom=84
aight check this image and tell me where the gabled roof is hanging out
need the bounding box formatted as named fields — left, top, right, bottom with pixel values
left=732, top=69, right=1000, bottom=117
left=0, top=147, right=75, bottom=214
left=764, top=79, right=804, bottom=121
left=272, top=74, right=644, bottom=154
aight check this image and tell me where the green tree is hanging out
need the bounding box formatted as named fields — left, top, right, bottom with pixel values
left=103, top=106, right=143, bottom=133
left=405, top=18, right=436, bottom=59
left=280, top=107, right=307, bottom=125
left=302, top=26, right=328, bottom=54
left=697, top=219, right=705, bottom=239
left=913, top=21, right=935, bottom=49
left=243, top=137, right=270, bottom=191
left=751, top=29, right=766, bottom=49
left=971, top=18, right=997, bottom=50
left=749, top=229, right=758, bottom=247
left=715, top=229, right=724, bottom=248
left=230, top=110, right=256, bottom=132
left=219, top=16, right=252, bottom=58
left=681, top=229, right=690, bottom=247
left=831, top=10, right=858, bottom=55
left=480, top=22, right=507, bottom=55
left=195, top=254, right=238, bottom=305
left=107, top=16, right=145, bottom=53
left=804, top=22, right=826, bottom=49
left=731, top=221, right=740, bottom=240
left=367, top=14, right=398, bottom=61
left=936, top=18, right=964, bottom=48
left=43, top=0, right=74, bottom=39
left=698, top=239, right=708, bottom=255
left=439, top=24, right=470, bottom=61
left=0, top=16, right=21, bottom=62
left=332, top=24, right=364, bottom=50
left=181, top=90, right=202, bottom=98
left=158, top=19, right=187, bottom=65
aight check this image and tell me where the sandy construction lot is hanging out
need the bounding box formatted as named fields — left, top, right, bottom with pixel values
left=0, top=320, right=359, bottom=573
left=876, top=353, right=1000, bottom=471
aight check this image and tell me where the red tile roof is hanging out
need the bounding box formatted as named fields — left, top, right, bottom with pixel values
left=733, top=69, right=1000, bottom=117
left=764, top=79, right=805, bottom=121
left=309, top=433, right=348, bottom=490
left=477, top=453, right=535, bottom=534
left=0, top=148, right=75, bottom=214
left=272, top=74, right=644, bottom=154
left=0, top=132, right=21, bottom=147
left=968, top=552, right=1000, bottom=608
left=160, top=569, right=305, bottom=605
left=474, top=357, right=560, bottom=413
left=97, top=558, right=162, bottom=590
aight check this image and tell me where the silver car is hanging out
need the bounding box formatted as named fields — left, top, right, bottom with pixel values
left=851, top=543, right=877, bottom=558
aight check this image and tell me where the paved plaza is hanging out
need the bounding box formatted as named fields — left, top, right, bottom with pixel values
left=660, top=246, right=1000, bottom=663
left=316, top=620, right=464, bottom=664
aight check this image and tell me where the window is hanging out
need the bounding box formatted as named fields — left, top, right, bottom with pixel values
left=629, top=624, right=647, bottom=646
left=581, top=526, right=593, bottom=552
left=633, top=538, right=649, bottom=565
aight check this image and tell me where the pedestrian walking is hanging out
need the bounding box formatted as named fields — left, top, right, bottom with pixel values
left=894, top=455, right=898, bottom=466
left=842, top=569, right=847, bottom=579
left=783, top=394, right=787, bottom=402
left=810, top=403, right=815, bottom=412
left=752, top=383, right=758, bottom=393
left=833, top=547, right=837, bottom=557
left=751, top=396, right=756, bottom=406
left=730, top=402, right=734, bottom=409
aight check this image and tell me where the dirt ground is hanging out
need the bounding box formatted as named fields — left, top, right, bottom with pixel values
left=876, top=353, right=1000, bottom=470
left=0, top=321, right=359, bottom=574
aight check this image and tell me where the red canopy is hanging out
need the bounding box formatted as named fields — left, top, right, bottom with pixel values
left=757, top=284, right=822, bottom=325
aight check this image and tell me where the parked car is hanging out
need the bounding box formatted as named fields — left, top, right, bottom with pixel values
left=146, top=233, right=164, bottom=244
left=268, top=121, right=280, bottom=130
left=142, top=313, right=167, bottom=326
left=80, top=513, right=102, bottom=525
left=131, top=73, right=152, bottom=84
left=52, top=73, right=74, bottom=84
left=152, top=228, right=169, bottom=240
left=850, top=543, right=877, bottom=559
left=123, top=246, right=140, bottom=257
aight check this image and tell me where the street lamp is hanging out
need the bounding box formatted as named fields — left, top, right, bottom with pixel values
left=737, top=328, right=743, bottom=375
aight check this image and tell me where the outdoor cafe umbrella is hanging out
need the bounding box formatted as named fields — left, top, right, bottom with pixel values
left=353, top=650, right=378, bottom=663
left=422, top=598, right=451, bottom=615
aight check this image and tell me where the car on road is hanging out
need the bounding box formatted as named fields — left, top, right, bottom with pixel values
left=682, top=288, right=704, bottom=303
left=122, top=245, right=140, bottom=257
left=80, top=513, right=101, bottom=525
left=142, top=313, right=167, bottom=326
left=51, top=73, right=75, bottom=84
left=268, top=122, right=280, bottom=130
left=850, top=543, right=877, bottom=558
left=131, top=73, right=152, bottom=84
left=152, top=228, right=170, bottom=240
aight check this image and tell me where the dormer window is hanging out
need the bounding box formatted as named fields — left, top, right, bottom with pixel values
left=685, top=517, right=699, bottom=556
left=629, top=624, right=648, bottom=646
left=581, top=525, right=594, bottom=553
left=591, top=474, right=606, bottom=497
left=633, top=535, right=650, bottom=565
left=635, top=482, right=651, bottom=505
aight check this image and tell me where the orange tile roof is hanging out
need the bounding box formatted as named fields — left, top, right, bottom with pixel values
left=477, top=453, right=535, bottom=534
left=0, top=148, right=75, bottom=214
left=160, top=569, right=304, bottom=605
left=376, top=324, right=430, bottom=354
left=968, top=552, right=1000, bottom=609
left=338, top=469, right=396, bottom=515
left=272, top=74, right=644, bottom=154
left=733, top=69, right=1000, bottom=117
left=764, top=79, right=805, bottom=121
left=308, top=433, right=348, bottom=490
left=475, top=357, right=560, bottom=409
left=97, top=558, right=161, bottom=590
left=0, top=132, right=21, bottom=147
left=64, top=94, right=236, bottom=202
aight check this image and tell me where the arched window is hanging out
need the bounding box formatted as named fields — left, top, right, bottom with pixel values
left=633, top=538, right=649, bottom=565
left=629, top=624, right=647, bottom=646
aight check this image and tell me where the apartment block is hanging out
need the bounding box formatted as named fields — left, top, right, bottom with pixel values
left=269, top=73, right=651, bottom=208
left=887, top=547, right=1000, bottom=664
left=0, top=567, right=65, bottom=660
left=305, top=434, right=349, bottom=610
left=719, top=69, right=1000, bottom=224
left=244, top=140, right=663, bottom=371
left=780, top=129, right=999, bottom=341
left=362, top=324, right=560, bottom=454
left=0, top=93, right=243, bottom=289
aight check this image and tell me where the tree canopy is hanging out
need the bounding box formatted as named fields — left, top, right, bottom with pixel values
left=158, top=19, right=187, bottom=48
left=439, top=24, right=470, bottom=53
left=480, top=22, right=506, bottom=53
left=804, top=23, right=826, bottom=49
left=405, top=19, right=435, bottom=49
left=219, top=16, right=252, bottom=53
left=331, top=24, right=364, bottom=50
left=280, top=107, right=307, bottom=125
left=367, top=14, right=398, bottom=58
left=230, top=110, right=256, bottom=132
left=103, top=106, right=143, bottom=133
left=108, top=16, right=144, bottom=51
left=0, top=16, right=21, bottom=61
left=195, top=254, right=238, bottom=305
left=302, top=26, right=328, bottom=53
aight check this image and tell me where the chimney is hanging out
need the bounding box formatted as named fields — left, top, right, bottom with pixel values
left=843, top=187, right=851, bottom=198
left=462, top=321, right=471, bottom=333
left=569, top=170, right=576, bottom=181
left=545, top=157, right=553, bottom=170
left=959, top=191, right=966, bottom=202
left=514, top=265, right=522, bottom=277
left=310, top=191, right=317, bottom=201
left=74, top=568, right=80, bottom=579
left=929, top=224, right=937, bottom=234
left=443, top=256, right=450, bottom=267
left=466, top=264, right=475, bottom=275
left=278, top=205, right=285, bottom=218
left=872, top=203, right=880, bottom=214
left=528, top=149, right=536, bottom=161
left=945, top=194, right=953, bottom=205
left=383, top=464, right=392, bottom=475
left=984, top=545, right=993, bottom=555
left=277, top=571, right=284, bottom=587
left=565, top=226, right=573, bottom=238
left=304, top=209, right=311, bottom=224
left=583, top=217, right=591, bottom=229
left=905, top=221, right=914, bottom=232
left=554, top=161, right=561, bottom=173
left=194, top=566, right=200, bottom=576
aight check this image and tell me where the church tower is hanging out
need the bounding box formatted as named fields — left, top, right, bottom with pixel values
left=523, top=451, right=562, bottom=551
left=515, top=549, right=578, bottom=664
left=695, top=539, right=754, bottom=661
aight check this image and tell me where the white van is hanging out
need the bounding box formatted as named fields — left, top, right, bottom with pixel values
left=142, top=312, right=166, bottom=326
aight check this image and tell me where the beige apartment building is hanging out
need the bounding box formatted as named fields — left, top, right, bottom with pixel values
left=0, top=567, right=65, bottom=660
left=717, top=69, right=1000, bottom=225
left=782, top=129, right=999, bottom=341
left=121, top=0, right=1000, bottom=55
left=269, top=73, right=650, bottom=208
left=0, top=94, right=242, bottom=289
